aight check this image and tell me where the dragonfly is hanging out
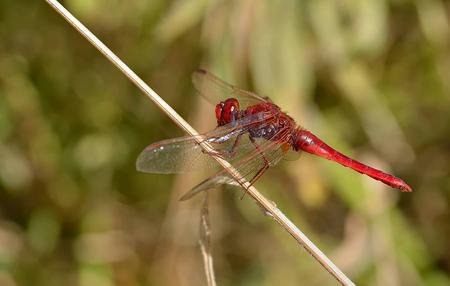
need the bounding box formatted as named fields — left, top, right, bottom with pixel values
left=137, top=69, right=412, bottom=200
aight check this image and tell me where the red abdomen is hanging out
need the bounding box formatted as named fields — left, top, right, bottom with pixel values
left=294, top=129, right=412, bottom=192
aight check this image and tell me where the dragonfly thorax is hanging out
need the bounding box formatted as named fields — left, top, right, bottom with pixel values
left=248, top=123, right=278, bottom=139
left=246, top=103, right=297, bottom=143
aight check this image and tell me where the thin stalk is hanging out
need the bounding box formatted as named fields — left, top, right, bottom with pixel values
left=45, top=1, right=355, bottom=285
left=199, top=193, right=217, bottom=286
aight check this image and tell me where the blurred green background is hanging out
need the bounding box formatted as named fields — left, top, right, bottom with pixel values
left=0, top=0, right=449, bottom=285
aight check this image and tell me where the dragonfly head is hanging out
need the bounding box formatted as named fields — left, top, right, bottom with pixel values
left=215, top=98, right=240, bottom=126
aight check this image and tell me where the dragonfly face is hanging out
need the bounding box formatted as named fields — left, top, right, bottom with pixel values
left=215, top=98, right=240, bottom=126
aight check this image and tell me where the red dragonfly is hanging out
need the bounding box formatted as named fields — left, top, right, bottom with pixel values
left=137, top=69, right=412, bottom=199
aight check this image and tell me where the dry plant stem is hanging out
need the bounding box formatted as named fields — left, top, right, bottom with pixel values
left=199, top=194, right=217, bottom=286
left=45, top=1, right=355, bottom=285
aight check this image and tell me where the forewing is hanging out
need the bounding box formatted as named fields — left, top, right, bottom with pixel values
left=192, top=69, right=269, bottom=108
left=136, top=111, right=275, bottom=174
left=137, top=136, right=220, bottom=174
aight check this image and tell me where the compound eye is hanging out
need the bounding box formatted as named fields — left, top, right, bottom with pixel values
left=221, top=98, right=240, bottom=125
left=215, top=102, right=225, bottom=124
left=225, top=98, right=240, bottom=111
left=215, top=98, right=240, bottom=126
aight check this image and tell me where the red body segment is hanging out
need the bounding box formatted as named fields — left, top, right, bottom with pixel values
left=215, top=98, right=412, bottom=193
left=293, top=130, right=412, bottom=192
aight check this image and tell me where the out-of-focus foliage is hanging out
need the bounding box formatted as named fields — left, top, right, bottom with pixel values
left=0, top=0, right=449, bottom=285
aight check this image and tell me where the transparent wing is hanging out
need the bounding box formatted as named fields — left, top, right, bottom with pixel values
left=192, top=69, right=269, bottom=108
left=180, top=127, right=292, bottom=200
left=136, top=111, right=275, bottom=174
left=282, top=147, right=301, bottom=161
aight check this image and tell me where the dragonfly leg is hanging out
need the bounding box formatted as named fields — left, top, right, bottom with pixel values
left=221, top=132, right=243, bottom=157
left=240, top=136, right=270, bottom=199
left=249, top=136, right=270, bottom=166
left=200, top=148, right=226, bottom=159
left=240, top=163, right=269, bottom=200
